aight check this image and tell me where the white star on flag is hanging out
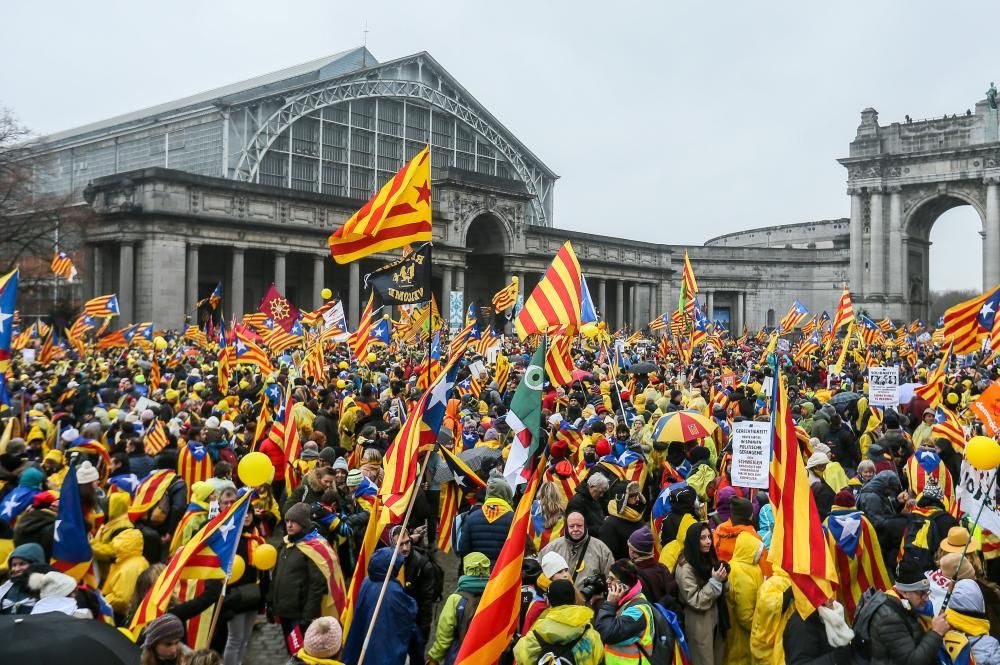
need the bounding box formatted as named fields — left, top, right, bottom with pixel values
left=219, top=519, right=237, bottom=542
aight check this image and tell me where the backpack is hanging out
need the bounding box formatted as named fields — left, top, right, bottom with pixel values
left=421, top=552, right=446, bottom=603
left=898, top=511, right=939, bottom=572
left=627, top=598, right=676, bottom=665
left=443, top=591, right=483, bottom=665
left=851, top=589, right=906, bottom=665
left=532, top=629, right=584, bottom=664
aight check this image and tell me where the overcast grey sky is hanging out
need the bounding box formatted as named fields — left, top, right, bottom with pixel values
left=2, top=0, right=994, bottom=291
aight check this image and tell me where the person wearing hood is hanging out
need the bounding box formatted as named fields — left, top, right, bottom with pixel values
left=856, top=469, right=904, bottom=530
left=749, top=568, right=794, bottom=665
left=724, top=531, right=766, bottom=665
left=713, top=496, right=767, bottom=571
left=0, top=466, right=45, bottom=526
left=595, top=558, right=669, bottom=664
left=912, top=408, right=936, bottom=448
left=597, top=480, right=647, bottom=560
left=169, top=480, right=215, bottom=555
left=426, top=552, right=491, bottom=664
left=806, top=452, right=836, bottom=520
left=293, top=616, right=344, bottom=665
left=457, top=475, right=514, bottom=565
left=810, top=406, right=831, bottom=444
left=514, top=578, right=604, bottom=665
left=0, top=542, right=47, bottom=614
left=101, top=527, right=149, bottom=622
left=676, top=522, right=728, bottom=665
left=565, top=473, right=609, bottom=533
left=283, top=466, right=334, bottom=517
left=945, top=579, right=1000, bottom=662
left=140, top=613, right=192, bottom=665
left=539, top=511, right=614, bottom=592
left=341, top=547, right=423, bottom=665
left=686, top=445, right=717, bottom=502
left=41, top=449, right=67, bottom=491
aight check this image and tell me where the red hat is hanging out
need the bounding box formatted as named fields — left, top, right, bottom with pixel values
left=595, top=437, right=612, bottom=457
left=550, top=439, right=569, bottom=458
left=32, top=491, right=57, bottom=509
left=620, top=390, right=631, bottom=401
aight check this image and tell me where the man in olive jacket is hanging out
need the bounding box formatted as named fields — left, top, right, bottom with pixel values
left=269, top=502, right=329, bottom=654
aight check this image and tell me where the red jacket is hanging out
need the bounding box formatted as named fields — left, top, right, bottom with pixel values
left=259, top=438, right=286, bottom=480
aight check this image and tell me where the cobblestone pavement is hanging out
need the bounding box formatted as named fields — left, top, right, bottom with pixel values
left=244, top=548, right=462, bottom=665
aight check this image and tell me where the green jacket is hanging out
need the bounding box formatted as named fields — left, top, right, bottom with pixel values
left=513, top=605, right=604, bottom=665
left=427, top=576, right=488, bottom=660
left=686, top=463, right=717, bottom=502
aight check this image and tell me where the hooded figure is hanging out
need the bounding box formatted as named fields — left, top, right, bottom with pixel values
left=457, top=476, right=514, bottom=565
left=514, top=578, right=604, bottom=665
left=427, top=552, right=491, bottom=664
left=856, top=470, right=902, bottom=530
left=597, top=481, right=646, bottom=560
left=341, top=547, right=423, bottom=664
left=0, top=542, right=47, bottom=615
left=946, top=580, right=1000, bottom=665
left=724, top=532, right=765, bottom=665
left=101, top=527, right=149, bottom=620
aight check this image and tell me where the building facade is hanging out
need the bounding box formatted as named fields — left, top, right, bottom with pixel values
left=27, top=47, right=850, bottom=332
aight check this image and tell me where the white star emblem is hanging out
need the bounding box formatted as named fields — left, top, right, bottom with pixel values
left=837, top=514, right=861, bottom=539
left=982, top=301, right=995, bottom=318
left=219, top=519, right=237, bottom=542
left=1, top=494, right=19, bottom=518
left=427, top=377, right=451, bottom=410
left=0, top=310, right=12, bottom=334
left=452, top=471, right=465, bottom=486
left=54, top=519, right=62, bottom=541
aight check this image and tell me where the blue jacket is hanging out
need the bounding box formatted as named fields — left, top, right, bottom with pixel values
left=457, top=500, right=513, bottom=565
left=342, top=547, right=424, bottom=665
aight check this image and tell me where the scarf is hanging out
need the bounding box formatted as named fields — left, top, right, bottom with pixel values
left=294, top=650, right=344, bottom=665
left=482, top=497, right=512, bottom=523
left=608, top=498, right=643, bottom=523
left=945, top=608, right=990, bottom=636
left=456, top=575, right=489, bottom=594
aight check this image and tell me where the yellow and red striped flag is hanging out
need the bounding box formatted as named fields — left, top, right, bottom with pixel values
left=50, top=251, right=77, bottom=280
left=128, top=470, right=177, bottom=521
left=83, top=294, right=120, bottom=317
left=913, top=342, right=952, bottom=408
left=182, top=325, right=209, bottom=348
left=328, top=146, right=432, bottom=264
left=144, top=419, right=170, bottom=455
left=349, top=292, right=378, bottom=360
left=233, top=327, right=275, bottom=375
left=679, top=250, right=699, bottom=317
left=824, top=510, right=890, bottom=617
left=768, top=372, right=837, bottom=615
left=492, top=277, right=519, bottom=313
left=943, top=284, right=1000, bottom=354
left=515, top=241, right=583, bottom=340
left=454, top=459, right=545, bottom=665
left=545, top=335, right=575, bottom=387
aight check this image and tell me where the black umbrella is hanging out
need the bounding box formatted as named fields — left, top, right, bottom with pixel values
left=0, top=613, right=140, bottom=665
left=626, top=361, right=658, bottom=374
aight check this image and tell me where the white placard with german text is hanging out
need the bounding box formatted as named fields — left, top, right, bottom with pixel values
left=868, top=366, right=899, bottom=409
left=730, top=421, right=773, bottom=489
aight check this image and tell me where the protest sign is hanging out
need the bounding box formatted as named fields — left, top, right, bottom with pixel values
left=730, top=421, right=773, bottom=488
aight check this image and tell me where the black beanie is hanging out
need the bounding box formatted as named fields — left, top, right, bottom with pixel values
left=522, top=558, right=542, bottom=587
left=547, top=579, right=577, bottom=607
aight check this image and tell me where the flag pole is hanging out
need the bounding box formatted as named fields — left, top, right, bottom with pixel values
left=357, top=458, right=432, bottom=665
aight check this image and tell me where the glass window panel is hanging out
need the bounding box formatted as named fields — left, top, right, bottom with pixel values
left=378, top=100, right=402, bottom=137
left=456, top=124, right=473, bottom=153
left=406, top=105, right=429, bottom=142
left=377, top=135, right=402, bottom=171
left=291, top=156, right=317, bottom=192
left=292, top=117, right=319, bottom=156
left=350, top=129, right=374, bottom=168
left=260, top=151, right=287, bottom=187
left=323, top=104, right=349, bottom=124
left=351, top=100, right=375, bottom=130
left=456, top=152, right=474, bottom=171
left=271, top=128, right=289, bottom=153
left=350, top=167, right=373, bottom=199
left=432, top=114, right=454, bottom=149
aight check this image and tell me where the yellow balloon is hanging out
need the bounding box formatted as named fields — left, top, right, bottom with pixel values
left=238, top=451, right=274, bottom=487
left=320, top=288, right=333, bottom=300
left=153, top=336, right=167, bottom=351
left=580, top=323, right=599, bottom=339
left=229, top=554, right=245, bottom=583
left=966, top=435, right=1000, bottom=471
left=251, top=543, right=278, bottom=571
left=366, top=353, right=377, bottom=364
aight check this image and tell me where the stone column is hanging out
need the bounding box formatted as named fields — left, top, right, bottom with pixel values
left=185, top=244, right=199, bottom=316
left=274, top=252, right=286, bottom=294
left=706, top=290, right=715, bottom=320
left=597, top=278, right=607, bottom=321
left=118, top=242, right=134, bottom=324
left=230, top=248, right=245, bottom=317
left=312, top=255, right=325, bottom=309
left=91, top=245, right=102, bottom=300
left=615, top=280, right=624, bottom=330
left=737, top=291, right=746, bottom=332
left=849, top=188, right=864, bottom=296
left=455, top=268, right=465, bottom=299
left=659, top=280, right=671, bottom=321
left=869, top=187, right=885, bottom=297
left=986, top=176, right=1000, bottom=289
left=441, top=267, right=453, bottom=319
left=348, top=262, right=360, bottom=329
left=888, top=186, right=903, bottom=298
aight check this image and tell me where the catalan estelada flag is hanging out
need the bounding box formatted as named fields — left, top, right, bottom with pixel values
left=679, top=250, right=699, bottom=317
left=492, top=277, right=519, bottom=313
left=51, top=462, right=93, bottom=582
left=379, top=351, right=464, bottom=528
left=436, top=443, right=486, bottom=552
left=768, top=370, right=837, bottom=615
left=196, top=282, right=223, bottom=310
left=943, top=283, right=1000, bottom=354
left=545, top=335, right=575, bottom=386
left=295, top=529, right=348, bottom=617
left=83, top=294, right=120, bottom=317
left=177, top=441, right=213, bottom=498
left=127, top=470, right=177, bottom=521
left=454, top=459, right=544, bottom=665
left=824, top=508, right=890, bottom=617
left=914, top=342, right=952, bottom=408
left=144, top=419, right=170, bottom=455
left=50, top=251, right=77, bottom=281
left=905, top=449, right=956, bottom=507
left=328, top=146, right=432, bottom=264
left=349, top=292, right=379, bottom=360
left=778, top=300, right=810, bottom=334
left=234, top=327, right=275, bottom=375
left=932, top=406, right=968, bottom=450
left=515, top=241, right=583, bottom=340
left=267, top=387, right=301, bottom=488
left=129, top=489, right=251, bottom=637
left=0, top=269, right=18, bottom=374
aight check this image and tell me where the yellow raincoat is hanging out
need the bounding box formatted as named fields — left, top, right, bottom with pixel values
left=101, top=528, right=148, bottom=616
left=725, top=532, right=764, bottom=665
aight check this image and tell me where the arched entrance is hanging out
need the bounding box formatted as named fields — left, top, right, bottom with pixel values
left=465, top=214, right=508, bottom=325
left=907, top=195, right=985, bottom=321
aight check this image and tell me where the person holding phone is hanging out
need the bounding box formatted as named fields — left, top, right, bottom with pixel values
left=675, top=522, right=729, bottom=665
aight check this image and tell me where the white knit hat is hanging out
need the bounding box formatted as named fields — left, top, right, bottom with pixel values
left=541, top=551, right=569, bottom=579
left=76, top=461, right=99, bottom=484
